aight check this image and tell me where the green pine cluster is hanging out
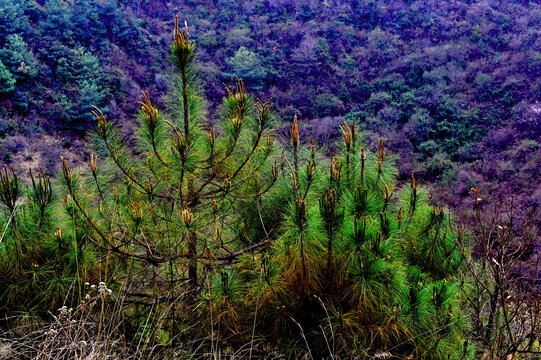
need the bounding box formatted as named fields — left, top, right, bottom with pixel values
left=0, top=19, right=475, bottom=359
left=0, top=165, right=95, bottom=319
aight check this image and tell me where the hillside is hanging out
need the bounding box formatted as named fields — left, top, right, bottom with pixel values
left=1, top=1, right=540, bottom=221
left=0, top=1, right=540, bottom=358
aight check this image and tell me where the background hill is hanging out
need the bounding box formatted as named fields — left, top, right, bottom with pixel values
left=0, top=0, right=540, bottom=227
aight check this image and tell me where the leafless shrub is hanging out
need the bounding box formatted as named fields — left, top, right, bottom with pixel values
left=458, top=193, right=541, bottom=359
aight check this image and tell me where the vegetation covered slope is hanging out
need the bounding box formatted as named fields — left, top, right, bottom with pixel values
left=0, top=20, right=478, bottom=359
left=0, top=1, right=539, bottom=214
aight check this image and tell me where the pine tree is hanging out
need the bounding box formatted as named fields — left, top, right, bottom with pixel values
left=0, top=164, right=92, bottom=318
left=207, top=121, right=475, bottom=358
left=58, top=17, right=279, bottom=342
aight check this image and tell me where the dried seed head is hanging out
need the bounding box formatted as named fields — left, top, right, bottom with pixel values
left=60, top=157, right=71, bottom=183
left=311, top=140, right=316, bottom=159
left=173, top=16, right=191, bottom=63
left=255, top=98, right=272, bottom=128
left=361, top=148, right=366, bottom=160
left=340, top=121, right=352, bottom=149
left=377, top=139, right=384, bottom=171
left=171, top=129, right=188, bottom=159
left=55, top=228, right=63, bottom=241
left=330, top=154, right=341, bottom=185
left=131, top=201, right=143, bottom=223
left=272, top=161, right=279, bottom=180
left=291, top=115, right=299, bottom=147
left=225, top=77, right=248, bottom=115
left=90, top=154, right=97, bottom=174
left=91, top=105, right=108, bottom=138
left=207, top=123, right=215, bottom=145
left=182, top=203, right=193, bottom=227
left=410, top=173, right=417, bottom=194
left=139, top=91, right=158, bottom=129
left=374, top=351, right=392, bottom=360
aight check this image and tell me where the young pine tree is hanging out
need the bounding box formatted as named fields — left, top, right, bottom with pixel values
left=0, top=165, right=94, bottom=320
left=209, top=122, right=476, bottom=359
left=59, top=18, right=279, bottom=344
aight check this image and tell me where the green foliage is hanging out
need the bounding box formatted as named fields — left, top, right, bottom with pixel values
left=315, top=92, right=345, bottom=117
left=42, top=0, right=74, bottom=42
left=0, top=34, right=37, bottom=81
left=232, top=132, right=474, bottom=358
left=224, top=46, right=267, bottom=89
left=1, top=20, right=476, bottom=359
left=52, top=47, right=107, bottom=127
left=0, top=166, right=95, bottom=317
left=0, top=59, right=15, bottom=93
left=0, top=0, right=31, bottom=42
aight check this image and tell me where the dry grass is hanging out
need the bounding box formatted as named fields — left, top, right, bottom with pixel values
left=0, top=281, right=293, bottom=360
